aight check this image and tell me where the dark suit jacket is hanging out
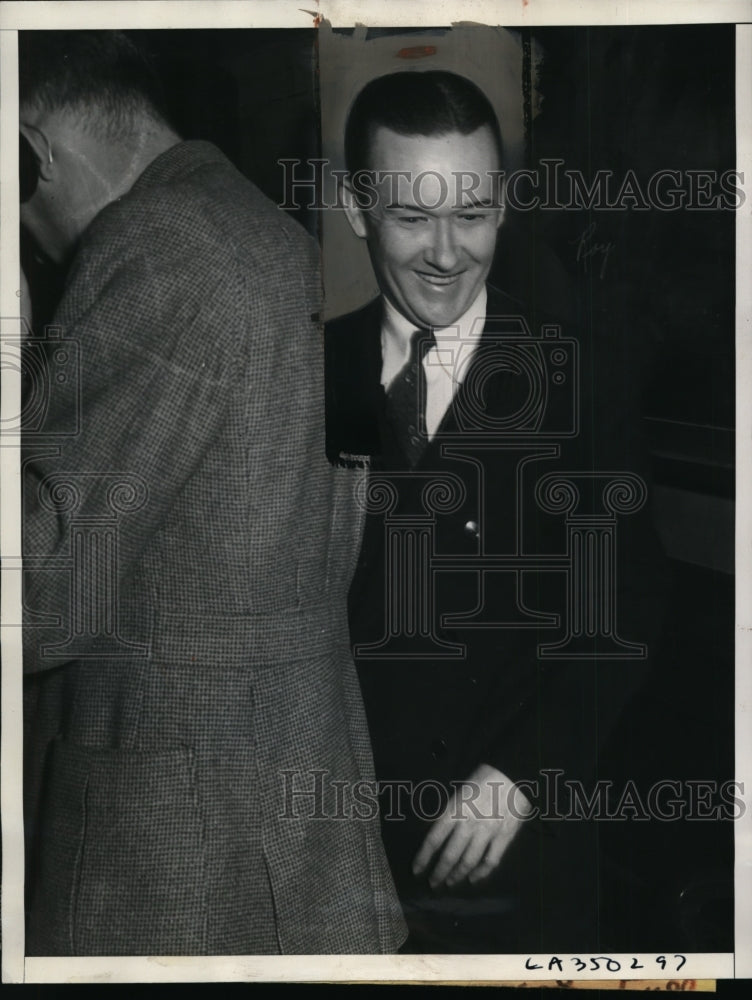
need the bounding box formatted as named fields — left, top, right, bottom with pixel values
left=326, top=285, right=668, bottom=949
left=22, top=141, right=405, bottom=956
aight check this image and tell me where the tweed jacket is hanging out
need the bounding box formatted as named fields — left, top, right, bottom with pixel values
left=22, top=141, right=406, bottom=956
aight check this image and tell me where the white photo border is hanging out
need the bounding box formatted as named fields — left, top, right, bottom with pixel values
left=1, top=0, right=749, bottom=985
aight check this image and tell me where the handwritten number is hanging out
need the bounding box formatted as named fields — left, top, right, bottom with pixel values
left=526, top=954, right=685, bottom=975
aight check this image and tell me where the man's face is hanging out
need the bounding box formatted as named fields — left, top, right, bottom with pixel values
left=347, top=125, right=503, bottom=329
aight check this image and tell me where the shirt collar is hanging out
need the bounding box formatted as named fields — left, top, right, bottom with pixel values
left=380, top=287, right=487, bottom=386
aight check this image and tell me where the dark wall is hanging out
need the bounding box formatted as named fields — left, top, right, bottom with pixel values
left=504, top=26, right=735, bottom=952
left=128, top=29, right=320, bottom=232
left=496, top=25, right=735, bottom=428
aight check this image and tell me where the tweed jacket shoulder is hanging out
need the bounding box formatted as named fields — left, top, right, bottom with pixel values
left=22, top=141, right=405, bottom=956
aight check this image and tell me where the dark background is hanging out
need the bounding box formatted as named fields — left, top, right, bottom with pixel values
left=514, top=25, right=735, bottom=954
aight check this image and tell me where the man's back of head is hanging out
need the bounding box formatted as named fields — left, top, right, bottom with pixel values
left=19, top=31, right=181, bottom=263
left=19, top=30, right=173, bottom=141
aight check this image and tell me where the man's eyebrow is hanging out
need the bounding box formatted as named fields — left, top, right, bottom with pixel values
left=384, top=199, right=499, bottom=211
left=385, top=202, right=430, bottom=212
left=457, top=196, right=499, bottom=208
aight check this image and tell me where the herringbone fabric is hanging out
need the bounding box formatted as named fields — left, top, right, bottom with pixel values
left=22, top=141, right=406, bottom=956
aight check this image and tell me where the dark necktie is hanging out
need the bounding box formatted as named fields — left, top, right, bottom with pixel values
left=382, top=327, right=436, bottom=468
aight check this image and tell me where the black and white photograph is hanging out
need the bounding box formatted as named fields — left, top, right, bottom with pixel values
left=0, top=0, right=749, bottom=986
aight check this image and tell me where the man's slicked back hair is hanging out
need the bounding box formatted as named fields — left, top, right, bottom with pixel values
left=344, top=70, right=504, bottom=176
left=19, top=30, right=172, bottom=140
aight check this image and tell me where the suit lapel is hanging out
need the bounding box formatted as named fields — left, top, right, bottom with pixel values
left=326, top=297, right=385, bottom=464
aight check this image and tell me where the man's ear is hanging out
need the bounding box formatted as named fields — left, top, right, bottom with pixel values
left=20, top=123, right=54, bottom=182
left=341, top=177, right=368, bottom=239
left=495, top=175, right=507, bottom=230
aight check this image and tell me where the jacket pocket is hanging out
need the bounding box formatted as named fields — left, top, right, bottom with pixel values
left=28, top=738, right=207, bottom=956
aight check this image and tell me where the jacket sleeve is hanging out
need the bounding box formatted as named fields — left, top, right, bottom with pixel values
left=22, top=243, right=243, bottom=673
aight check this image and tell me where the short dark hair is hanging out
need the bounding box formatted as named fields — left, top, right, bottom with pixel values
left=19, top=30, right=171, bottom=139
left=344, top=70, right=503, bottom=176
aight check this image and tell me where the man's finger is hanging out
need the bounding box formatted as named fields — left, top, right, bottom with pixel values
left=412, top=812, right=453, bottom=875
left=466, top=856, right=497, bottom=885
left=444, top=827, right=491, bottom=887
left=466, top=830, right=509, bottom=884
left=427, top=824, right=472, bottom=888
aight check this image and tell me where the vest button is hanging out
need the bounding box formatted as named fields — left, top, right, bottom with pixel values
left=464, top=520, right=479, bottom=539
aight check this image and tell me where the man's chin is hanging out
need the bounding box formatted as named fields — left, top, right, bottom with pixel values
left=405, top=286, right=479, bottom=330
left=416, top=305, right=468, bottom=330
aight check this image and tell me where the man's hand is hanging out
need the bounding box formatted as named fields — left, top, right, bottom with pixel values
left=412, top=763, right=533, bottom=889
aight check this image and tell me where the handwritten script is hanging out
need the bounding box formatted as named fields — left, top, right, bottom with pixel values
left=571, top=222, right=616, bottom=279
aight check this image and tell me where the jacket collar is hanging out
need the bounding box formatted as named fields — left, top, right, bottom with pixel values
left=130, top=140, right=228, bottom=193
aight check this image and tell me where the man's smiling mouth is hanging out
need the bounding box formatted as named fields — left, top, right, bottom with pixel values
left=415, top=270, right=466, bottom=286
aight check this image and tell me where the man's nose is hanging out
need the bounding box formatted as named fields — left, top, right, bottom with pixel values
left=424, top=218, right=459, bottom=272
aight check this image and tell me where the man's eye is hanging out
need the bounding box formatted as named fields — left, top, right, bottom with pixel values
left=398, top=215, right=427, bottom=224
left=458, top=213, right=483, bottom=222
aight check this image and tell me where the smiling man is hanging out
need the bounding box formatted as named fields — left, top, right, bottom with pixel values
left=326, top=66, right=669, bottom=958
left=325, top=70, right=543, bottom=952
left=326, top=70, right=515, bottom=466
left=346, top=128, right=503, bottom=332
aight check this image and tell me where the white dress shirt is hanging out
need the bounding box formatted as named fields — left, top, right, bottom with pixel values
left=380, top=287, right=488, bottom=438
